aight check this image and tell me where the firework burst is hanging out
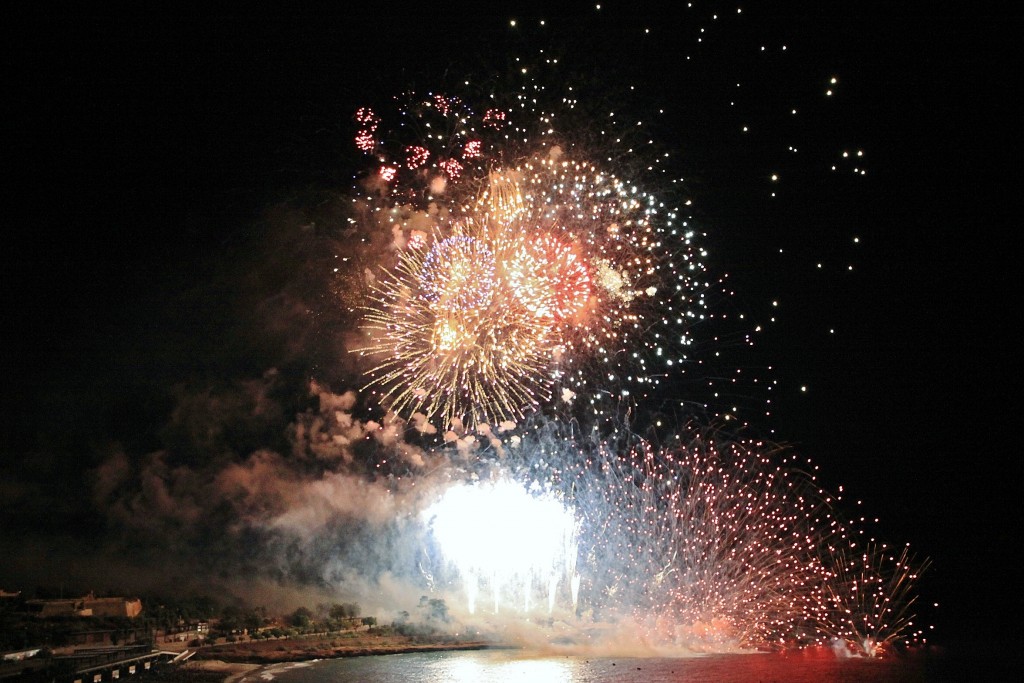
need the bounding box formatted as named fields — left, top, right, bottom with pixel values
left=557, top=431, right=842, bottom=650
left=352, top=105, right=708, bottom=429
left=358, top=218, right=556, bottom=427
left=423, top=477, right=579, bottom=617
left=821, top=541, right=932, bottom=656
left=414, top=425, right=929, bottom=654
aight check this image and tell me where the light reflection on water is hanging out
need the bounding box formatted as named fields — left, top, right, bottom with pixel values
left=436, top=652, right=576, bottom=683
left=255, top=647, right=965, bottom=683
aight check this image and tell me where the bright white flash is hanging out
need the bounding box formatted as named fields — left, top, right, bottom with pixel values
left=425, top=479, right=578, bottom=614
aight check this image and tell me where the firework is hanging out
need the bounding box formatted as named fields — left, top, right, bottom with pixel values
left=354, top=129, right=707, bottom=429
left=423, top=477, right=578, bottom=616
left=358, top=219, right=555, bottom=428
left=505, top=232, right=592, bottom=322
left=564, top=432, right=840, bottom=650
left=820, top=541, right=932, bottom=656
left=411, top=423, right=930, bottom=655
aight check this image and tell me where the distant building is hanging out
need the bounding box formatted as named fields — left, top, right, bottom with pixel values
left=85, top=597, right=142, bottom=619
left=24, top=594, right=142, bottom=619
left=24, top=598, right=91, bottom=618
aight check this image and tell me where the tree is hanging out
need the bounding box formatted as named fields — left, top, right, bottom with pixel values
left=328, top=603, right=360, bottom=625
left=289, top=607, right=313, bottom=629
left=418, top=596, right=449, bottom=623
left=218, top=605, right=244, bottom=634
left=242, top=608, right=264, bottom=635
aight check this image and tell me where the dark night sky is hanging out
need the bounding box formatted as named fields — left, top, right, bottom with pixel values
left=2, top=3, right=1020, bottom=648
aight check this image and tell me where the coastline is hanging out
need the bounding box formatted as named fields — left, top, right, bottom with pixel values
left=181, top=660, right=262, bottom=683
left=175, top=634, right=493, bottom=683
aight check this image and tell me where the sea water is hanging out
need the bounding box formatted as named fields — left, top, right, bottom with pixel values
left=249, top=646, right=987, bottom=683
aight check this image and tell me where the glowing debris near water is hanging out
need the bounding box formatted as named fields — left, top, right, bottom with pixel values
left=821, top=541, right=933, bottom=657
left=417, top=429, right=930, bottom=653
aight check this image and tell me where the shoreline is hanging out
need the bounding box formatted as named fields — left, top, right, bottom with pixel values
left=178, top=635, right=495, bottom=682
left=181, top=660, right=262, bottom=683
